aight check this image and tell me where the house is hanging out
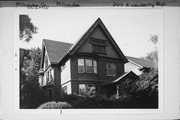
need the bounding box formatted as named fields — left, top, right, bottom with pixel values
left=125, top=56, right=155, bottom=75
left=39, top=18, right=139, bottom=101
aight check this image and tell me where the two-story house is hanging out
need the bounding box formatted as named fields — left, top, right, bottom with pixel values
left=39, top=18, right=138, bottom=101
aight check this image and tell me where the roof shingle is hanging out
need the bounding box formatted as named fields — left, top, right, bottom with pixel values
left=43, top=39, right=73, bottom=64
left=126, top=56, right=155, bottom=68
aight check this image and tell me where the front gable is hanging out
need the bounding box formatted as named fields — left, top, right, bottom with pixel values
left=40, top=42, right=51, bottom=71
left=77, top=26, right=120, bottom=59
left=67, top=18, right=128, bottom=63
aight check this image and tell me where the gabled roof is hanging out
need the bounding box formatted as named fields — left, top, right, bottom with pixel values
left=63, top=18, right=128, bottom=63
left=126, top=56, right=155, bottom=68
left=103, top=71, right=138, bottom=85
left=42, top=18, right=128, bottom=65
left=43, top=39, right=73, bottom=64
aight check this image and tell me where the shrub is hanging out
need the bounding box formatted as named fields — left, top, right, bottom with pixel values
left=62, top=94, right=83, bottom=104
left=71, top=96, right=115, bottom=108
left=38, top=101, right=72, bottom=109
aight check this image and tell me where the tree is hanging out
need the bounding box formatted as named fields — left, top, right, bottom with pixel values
left=20, top=47, right=44, bottom=108
left=131, top=68, right=158, bottom=108
left=19, top=15, right=38, bottom=42
left=146, top=35, right=158, bottom=67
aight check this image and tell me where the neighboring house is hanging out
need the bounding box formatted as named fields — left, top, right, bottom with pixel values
left=39, top=18, right=139, bottom=101
left=125, top=56, right=155, bottom=75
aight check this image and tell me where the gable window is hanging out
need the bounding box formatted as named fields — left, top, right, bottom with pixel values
left=106, top=63, right=116, bottom=76
left=92, top=45, right=106, bottom=54
left=78, top=59, right=97, bottom=74
left=90, top=38, right=107, bottom=54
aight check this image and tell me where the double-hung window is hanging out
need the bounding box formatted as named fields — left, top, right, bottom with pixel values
left=78, top=59, right=85, bottom=73
left=106, top=63, right=116, bottom=76
left=85, top=59, right=93, bottom=73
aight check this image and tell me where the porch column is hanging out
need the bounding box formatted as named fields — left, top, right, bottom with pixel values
left=116, top=84, right=119, bottom=99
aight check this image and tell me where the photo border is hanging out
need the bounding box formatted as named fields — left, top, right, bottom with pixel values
left=13, top=7, right=164, bottom=115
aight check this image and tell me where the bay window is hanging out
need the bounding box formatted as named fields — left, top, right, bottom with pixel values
left=78, top=59, right=97, bottom=74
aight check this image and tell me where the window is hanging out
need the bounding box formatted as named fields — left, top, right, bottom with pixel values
left=78, top=59, right=85, bottom=73
left=106, top=63, right=116, bottom=76
left=79, top=84, right=96, bottom=97
left=85, top=59, right=93, bottom=73
left=93, top=60, right=97, bottom=73
left=46, top=71, right=50, bottom=82
left=90, top=38, right=107, bottom=54
left=78, top=59, right=97, bottom=73
left=92, top=45, right=106, bottom=54
left=49, top=68, right=54, bottom=81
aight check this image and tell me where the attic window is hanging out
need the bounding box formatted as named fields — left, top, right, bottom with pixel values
left=90, top=38, right=107, bottom=54
left=92, top=45, right=106, bottom=54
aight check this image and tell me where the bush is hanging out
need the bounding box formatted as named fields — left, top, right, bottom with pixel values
left=38, top=101, right=72, bottom=109
left=70, top=95, right=115, bottom=108
left=62, top=94, right=83, bottom=104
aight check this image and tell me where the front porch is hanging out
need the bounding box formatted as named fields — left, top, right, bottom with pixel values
left=102, top=71, right=138, bottom=98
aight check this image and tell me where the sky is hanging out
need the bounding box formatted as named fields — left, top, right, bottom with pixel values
left=18, top=7, right=163, bottom=58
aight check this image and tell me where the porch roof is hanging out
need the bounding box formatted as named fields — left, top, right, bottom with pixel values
left=103, top=71, right=138, bottom=85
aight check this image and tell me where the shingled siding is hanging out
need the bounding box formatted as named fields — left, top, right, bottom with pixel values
left=97, top=57, right=125, bottom=81
left=70, top=56, right=124, bottom=81
left=68, top=55, right=124, bottom=95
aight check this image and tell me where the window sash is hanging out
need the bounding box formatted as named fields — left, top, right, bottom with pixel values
left=93, top=60, right=97, bottom=73
left=85, top=59, right=93, bottom=73
left=78, top=59, right=85, bottom=73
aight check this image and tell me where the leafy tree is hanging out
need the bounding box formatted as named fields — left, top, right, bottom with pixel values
left=116, top=68, right=158, bottom=108
left=19, top=15, right=38, bottom=42
left=20, top=47, right=44, bottom=108
left=146, top=35, right=158, bottom=67
left=131, top=68, right=158, bottom=108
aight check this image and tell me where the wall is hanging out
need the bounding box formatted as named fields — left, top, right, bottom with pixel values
left=77, top=26, right=120, bottom=59
left=61, top=59, right=71, bottom=85
left=62, top=81, right=72, bottom=95
left=69, top=55, right=124, bottom=95
left=98, top=57, right=124, bottom=81
left=125, top=62, right=142, bottom=75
